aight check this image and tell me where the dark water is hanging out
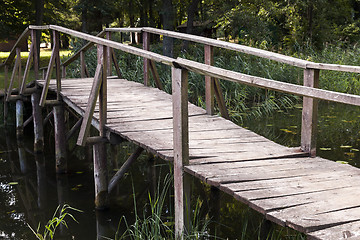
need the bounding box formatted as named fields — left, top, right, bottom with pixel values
left=1, top=100, right=358, bottom=239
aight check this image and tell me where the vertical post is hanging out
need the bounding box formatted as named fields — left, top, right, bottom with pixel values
left=62, top=66, right=66, bottom=78
left=32, top=90, right=44, bottom=152
left=301, top=68, right=320, bottom=157
left=4, top=65, right=8, bottom=125
left=31, top=29, right=39, bottom=80
left=80, top=51, right=86, bottom=78
left=172, top=67, right=191, bottom=239
left=143, top=31, right=150, bottom=86
left=54, top=103, right=67, bottom=173
left=106, top=31, right=112, bottom=76
left=16, top=48, right=21, bottom=90
left=15, top=48, right=23, bottom=138
left=53, top=30, right=61, bottom=100
left=204, top=45, right=215, bottom=115
left=93, top=44, right=108, bottom=209
left=16, top=100, right=24, bottom=138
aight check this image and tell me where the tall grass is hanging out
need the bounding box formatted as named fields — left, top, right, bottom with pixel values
left=115, top=173, right=212, bottom=240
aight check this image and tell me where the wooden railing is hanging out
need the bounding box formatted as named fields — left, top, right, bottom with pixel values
left=3, top=24, right=360, bottom=238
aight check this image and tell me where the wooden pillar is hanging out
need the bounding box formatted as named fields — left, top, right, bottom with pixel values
left=32, top=90, right=44, bottom=152
left=204, top=45, right=215, bottom=115
left=143, top=31, right=150, bottom=86
left=94, top=44, right=108, bottom=209
left=301, top=68, right=319, bottom=157
left=54, top=103, right=67, bottom=173
left=172, top=66, right=191, bottom=239
left=16, top=100, right=24, bottom=138
left=93, top=143, right=108, bottom=209
left=16, top=48, right=21, bottom=90
left=106, top=32, right=112, bottom=76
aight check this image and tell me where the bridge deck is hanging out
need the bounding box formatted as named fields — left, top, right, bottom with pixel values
left=38, top=77, right=360, bottom=239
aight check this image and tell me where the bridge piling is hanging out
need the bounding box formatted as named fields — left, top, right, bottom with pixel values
left=31, top=90, right=44, bottom=152
left=54, top=103, right=67, bottom=173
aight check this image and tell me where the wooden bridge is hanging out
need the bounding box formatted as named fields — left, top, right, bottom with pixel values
left=3, top=25, right=360, bottom=239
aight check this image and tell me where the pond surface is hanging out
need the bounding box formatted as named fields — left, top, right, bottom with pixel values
left=0, top=100, right=359, bottom=239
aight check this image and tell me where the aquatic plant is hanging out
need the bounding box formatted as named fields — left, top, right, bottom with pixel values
left=27, top=204, right=82, bottom=240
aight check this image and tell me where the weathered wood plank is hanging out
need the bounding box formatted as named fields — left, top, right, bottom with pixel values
left=308, top=220, right=360, bottom=240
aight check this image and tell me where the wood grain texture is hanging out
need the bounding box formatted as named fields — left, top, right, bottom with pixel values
left=37, top=76, right=360, bottom=239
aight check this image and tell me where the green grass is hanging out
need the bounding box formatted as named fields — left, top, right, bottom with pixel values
left=0, top=49, right=71, bottom=89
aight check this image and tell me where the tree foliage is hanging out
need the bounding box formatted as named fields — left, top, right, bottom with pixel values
left=3, top=0, right=360, bottom=49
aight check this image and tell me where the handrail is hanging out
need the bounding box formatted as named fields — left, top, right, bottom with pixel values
left=28, top=25, right=175, bottom=66
left=106, top=27, right=360, bottom=74
left=175, top=57, right=360, bottom=106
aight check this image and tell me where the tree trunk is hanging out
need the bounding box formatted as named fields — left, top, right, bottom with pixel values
left=183, top=0, right=200, bottom=50
left=34, top=0, right=44, bottom=68
left=162, top=0, right=175, bottom=57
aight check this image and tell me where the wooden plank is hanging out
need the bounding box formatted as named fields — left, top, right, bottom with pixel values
left=176, top=58, right=360, bottom=107
left=143, top=31, right=150, bottom=86
left=39, top=44, right=57, bottom=106
left=308, top=220, right=360, bottom=240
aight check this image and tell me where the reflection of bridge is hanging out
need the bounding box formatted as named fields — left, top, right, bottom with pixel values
left=2, top=25, right=360, bottom=239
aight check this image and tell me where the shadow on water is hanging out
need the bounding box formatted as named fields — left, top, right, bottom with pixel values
left=4, top=100, right=358, bottom=239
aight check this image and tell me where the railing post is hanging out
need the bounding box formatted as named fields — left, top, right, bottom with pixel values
left=53, top=30, right=61, bottom=100
left=106, top=31, right=112, bottom=76
left=143, top=31, right=150, bottom=86
left=31, top=29, right=39, bottom=80
left=172, top=66, right=191, bottom=239
left=301, top=68, right=320, bottom=157
left=15, top=48, right=23, bottom=138
left=80, top=51, right=86, bottom=78
left=93, top=44, right=108, bottom=209
left=204, top=45, right=215, bottom=115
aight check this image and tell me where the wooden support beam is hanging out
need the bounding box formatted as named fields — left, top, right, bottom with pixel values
left=20, top=41, right=34, bottom=94
left=53, top=31, right=61, bottom=100
left=204, top=45, right=215, bottom=115
left=108, top=146, right=143, bottom=193
left=86, top=136, right=108, bottom=145
left=32, top=90, right=44, bottom=153
left=301, top=68, right=320, bottom=157
left=62, top=66, right=66, bottom=78
left=143, top=31, right=150, bottom=86
left=99, top=45, right=107, bottom=137
left=23, top=115, right=33, bottom=127
left=77, top=63, right=103, bottom=146
left=111, top=49, right=122, bottom=78
left=172, top=66, right=191, bottom=239
left=43, top=110, right=54, bottom=126
left=39, top=39, right=57, bottom=106
left=16, top=100, right=24, bottom=138
left=31, top=30, right=39, bottom=80
left=66, top=117, right=82, bottom=141
left=54, top=103, right=67, bottom=173
left=214, top=79, right=230, bottom=120
left=106, top=32, right=112, bottom=76
left=80, top=51, right=86, bottom=78
left=6, top=49, right=21, bottom=102
left=149, top=60, right=163, bottom=90
left=93, top=142, right=108, bottom=209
